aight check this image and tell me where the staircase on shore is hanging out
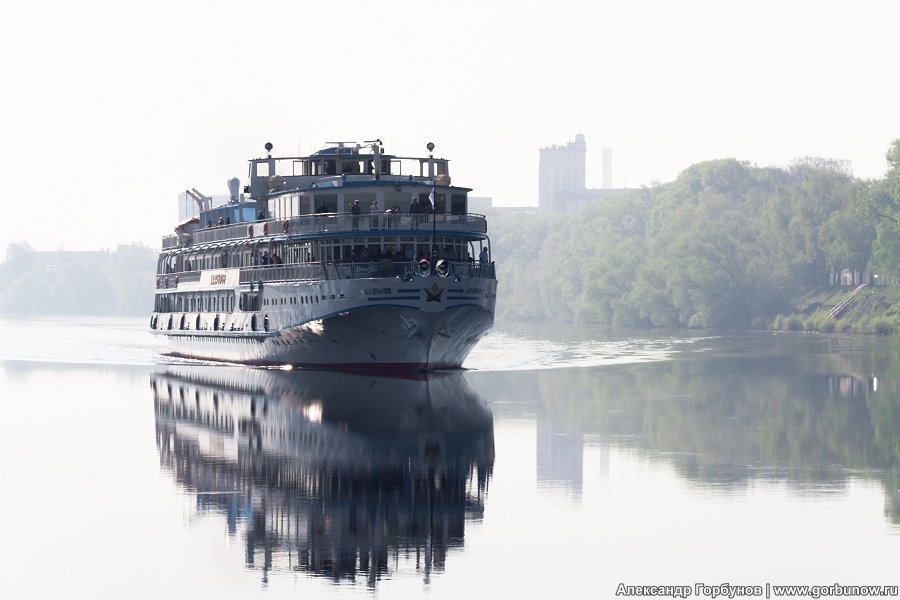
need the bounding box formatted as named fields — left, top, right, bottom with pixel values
left=828, top=284, right=868, bottom=318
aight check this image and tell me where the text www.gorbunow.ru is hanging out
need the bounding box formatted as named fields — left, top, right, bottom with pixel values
left=615, top=583, right=899, bottom=599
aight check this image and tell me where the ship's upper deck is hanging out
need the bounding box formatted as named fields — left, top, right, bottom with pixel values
left=164, top=141, right=486, bottom=250
left=246, top=139, right=457, bottom=200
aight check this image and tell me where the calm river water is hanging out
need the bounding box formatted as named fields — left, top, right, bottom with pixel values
left=2, top=317, right=900, bottom=599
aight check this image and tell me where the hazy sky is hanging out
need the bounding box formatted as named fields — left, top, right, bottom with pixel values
left=2, top=0, right=899, bottom=252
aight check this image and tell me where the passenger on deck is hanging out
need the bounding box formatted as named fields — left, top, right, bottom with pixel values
left=217, top=216, right=225, bottom=226
left=409, top=197, right=422, bottom=228
left=272, top=253, right=283, bottom=265
left=385, top=206, right=399, bottom=230
left=261, top=252, right=269, bottom=265
left=351, top=199, right=361, bottom=230
left=315, top=200, right=329, bottom=214
left=480, top=247, right=489, bottom=263
left=369, top=200, right=379, bottom=229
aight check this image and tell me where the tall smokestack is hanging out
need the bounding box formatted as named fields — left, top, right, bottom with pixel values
left=602, top=148, right=612, bottom=189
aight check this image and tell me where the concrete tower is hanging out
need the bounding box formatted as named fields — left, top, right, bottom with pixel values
left=538, top=134, right=586, bottom=213
left=602, top=147, right=612, bottom=189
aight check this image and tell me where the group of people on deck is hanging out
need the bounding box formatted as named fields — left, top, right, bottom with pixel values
left=345, top=199, right=408, bottom=231
left=260, top=252, right=283, bottom=265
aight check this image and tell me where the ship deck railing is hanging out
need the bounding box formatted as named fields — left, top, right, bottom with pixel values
left=162, top=212, right=487, bottom=249
left=155, top=260, right=495, bottom=289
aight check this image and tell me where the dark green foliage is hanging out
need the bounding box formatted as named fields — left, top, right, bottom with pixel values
left=492, top=144, right=900, bottom=327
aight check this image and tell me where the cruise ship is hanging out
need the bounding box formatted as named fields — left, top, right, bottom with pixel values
left=151, top=140, right=497, bottom=369
left=152, top=366, right=494, bottom=584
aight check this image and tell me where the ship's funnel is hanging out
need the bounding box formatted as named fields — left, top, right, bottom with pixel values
left=227, top=177, right=240, bottom=202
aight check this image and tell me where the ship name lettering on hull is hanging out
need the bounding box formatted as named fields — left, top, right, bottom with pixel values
left=363, top=287, right=392, bottom=295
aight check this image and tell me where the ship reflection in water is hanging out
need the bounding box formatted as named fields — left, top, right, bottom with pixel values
left=151, top=367, right=494, bottom=587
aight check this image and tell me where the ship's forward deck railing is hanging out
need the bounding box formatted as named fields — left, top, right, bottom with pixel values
left=162, top=212, right=487, bottom=249
left=155, top=260, right=495, bottom=289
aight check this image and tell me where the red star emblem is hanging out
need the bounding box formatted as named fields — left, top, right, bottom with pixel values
left=425, top=283, right=444, bottom=302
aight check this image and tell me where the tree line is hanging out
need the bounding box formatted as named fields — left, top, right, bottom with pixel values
left=0, top=243, right=157, bottom=315
left=4, top=139, right=900, bottom=323
left=491, top=140, right=900, bottom=328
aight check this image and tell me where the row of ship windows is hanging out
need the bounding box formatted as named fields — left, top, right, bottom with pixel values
left=268, top=192, right=467, bottom=219
left=160, top=236, right=474, bottom=273
left=262, top=294, right=336, bottom=306
left=154, top=291, right=334, bottom=313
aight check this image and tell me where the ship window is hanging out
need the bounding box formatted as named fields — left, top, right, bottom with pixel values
left=256, top=162, right=270, bottom=177
left=451, top=194, right=467, bottom=215
left=314, top=194, right=337, bottom=213
left=297, top=195, right=313, bottom=215
left=340, top=160, right=362, bottom=174
left=292, top=160, right=309, bottom=176
left=240, top=292, right=260, bottom=312
left=433, top=193, right=446, bottom=214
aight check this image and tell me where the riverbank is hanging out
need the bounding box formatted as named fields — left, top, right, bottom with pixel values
left=773, top=286, right=900, bottom=334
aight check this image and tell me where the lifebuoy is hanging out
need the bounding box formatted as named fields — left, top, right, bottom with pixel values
left=282, top=220, right=290, bottom=234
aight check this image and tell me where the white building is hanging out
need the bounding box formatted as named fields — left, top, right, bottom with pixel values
left=538, top=134, right=587, bottom=214
left=538, top=134, right=630, bottom=214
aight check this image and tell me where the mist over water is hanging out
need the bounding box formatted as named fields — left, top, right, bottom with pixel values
left=2, top=317, right=900, bottom=598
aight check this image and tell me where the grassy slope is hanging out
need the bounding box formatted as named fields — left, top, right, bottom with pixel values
left=782, top=286, right=900, bottom=334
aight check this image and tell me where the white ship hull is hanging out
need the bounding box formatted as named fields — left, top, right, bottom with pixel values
left=154, top=274, right=497, bottom=370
